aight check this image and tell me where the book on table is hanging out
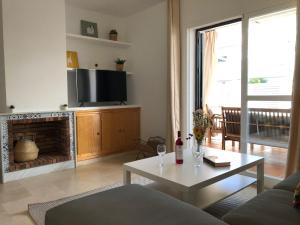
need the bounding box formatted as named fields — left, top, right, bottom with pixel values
left=204, top=155, right=231, bottom=167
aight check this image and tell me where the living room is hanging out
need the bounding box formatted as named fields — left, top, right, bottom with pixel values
left=0, top=0, right=300, bottom=224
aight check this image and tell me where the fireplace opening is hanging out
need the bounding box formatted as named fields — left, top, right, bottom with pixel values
left=7, top=117, right=71, bottom=172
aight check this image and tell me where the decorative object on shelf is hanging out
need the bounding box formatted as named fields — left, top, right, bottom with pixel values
left=115, top=58, right=126, bottom=71
left=8, top=105, right=15, bottom=113
left=60, top=104, right=68, bottom=111
left=80, top=20, right=98, bottom=38
left=109, top=29, right=118, bottom=41
left=14, top=135, right=39, bottom=162
left=66, top=51, right=79, bottom=68
left=192, top=109, right=212, bottom=166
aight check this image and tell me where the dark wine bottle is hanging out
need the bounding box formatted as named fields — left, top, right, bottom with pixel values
left=175, top=131, right=183, bottom=164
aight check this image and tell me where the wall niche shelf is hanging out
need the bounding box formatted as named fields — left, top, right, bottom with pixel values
left=66, top=68, right=134, bottom=76
left=66, top=33, right=132, bottom=48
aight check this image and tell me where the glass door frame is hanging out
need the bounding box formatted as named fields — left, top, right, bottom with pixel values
left=240, top=3, right=296, bottom=155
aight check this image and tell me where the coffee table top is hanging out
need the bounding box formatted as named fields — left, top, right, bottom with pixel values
left=124, top=148, right=264, bottom=192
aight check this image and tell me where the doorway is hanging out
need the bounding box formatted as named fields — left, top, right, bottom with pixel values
left=194, top=7, right=296, bottom=179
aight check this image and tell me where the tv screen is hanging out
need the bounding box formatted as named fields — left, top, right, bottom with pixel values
left=76, top=69, right=127, bottom=103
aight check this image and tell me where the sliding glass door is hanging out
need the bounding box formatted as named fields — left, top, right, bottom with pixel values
left=241, top=8, right=296, bottom=178
left=194, top=4, right=296, bottom=179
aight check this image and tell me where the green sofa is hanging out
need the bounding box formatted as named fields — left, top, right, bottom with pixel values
left=45, top=172, right=300, bottom=225
left=223, top=171, right=300, bottom=225
left=45, top=184, right=227, bottom=225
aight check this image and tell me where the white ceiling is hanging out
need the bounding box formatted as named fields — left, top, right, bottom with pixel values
left=66, top=0, right=165, bottom=17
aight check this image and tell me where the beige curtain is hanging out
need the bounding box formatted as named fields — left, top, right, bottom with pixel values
left=203, top=31, right=217, bottom=110
left=286, top=1, right=300, bottom=176
left=167, top=0, right=181, bottom=151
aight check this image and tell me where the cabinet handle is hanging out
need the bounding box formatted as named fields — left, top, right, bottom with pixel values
left=97, top=132, right=100, bottom=135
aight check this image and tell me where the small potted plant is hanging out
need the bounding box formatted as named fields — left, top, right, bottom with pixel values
left=115, top=58, right=126, bottom=71
left=109, top=29, right=118, bottom=41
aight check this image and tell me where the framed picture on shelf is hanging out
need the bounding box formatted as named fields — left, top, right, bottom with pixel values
left=80, top=20, right=98, bottom=38
left=66, top=51, right=79, bottom=68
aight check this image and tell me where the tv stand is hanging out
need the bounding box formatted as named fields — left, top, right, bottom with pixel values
left=76, top=107, right=140, bottom=161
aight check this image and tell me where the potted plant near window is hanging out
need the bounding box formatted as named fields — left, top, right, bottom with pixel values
left=109, top=29, right=118, bottom=41
left=115, top=58, right=126, bottom=71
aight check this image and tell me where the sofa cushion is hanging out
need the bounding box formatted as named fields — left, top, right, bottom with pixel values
left=223, top=189, right=300, bottom=225
left=294, top=182, right=300, bottom=208
left=46, top=184, right=228, bottom=225
left=274, top=171, right=300, bottom=192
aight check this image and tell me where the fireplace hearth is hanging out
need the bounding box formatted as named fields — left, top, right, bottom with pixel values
left=0, top=111, right=75, bottom=182
left=8, top=117, right=71, bottom=172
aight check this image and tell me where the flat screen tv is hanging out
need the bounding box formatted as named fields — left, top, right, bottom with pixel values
left=76, top=69, right=127, bottom=103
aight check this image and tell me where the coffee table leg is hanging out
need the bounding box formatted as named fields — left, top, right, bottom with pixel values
left=257, top=160, right=264, bottom=194
left=123, top=169, right=131, bottom=185
left=182, top=190, right=196, bottom=205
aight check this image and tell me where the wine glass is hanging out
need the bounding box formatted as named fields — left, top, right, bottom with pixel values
left=157, top=144, right=167, bottom=167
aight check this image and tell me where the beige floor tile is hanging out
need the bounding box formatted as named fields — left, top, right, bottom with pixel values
left=0, top=152, right=137, bottom=225
left=11, top=213, right=34, bottom=225
left=0, top=186, right=31, bottom=204
left=0, top=213, right=13, bottom=225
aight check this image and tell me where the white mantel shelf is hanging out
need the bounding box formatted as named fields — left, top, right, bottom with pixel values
left=69, top=105, right=141, bottom=112
left=0, top=105, right=141, bottom=116
left=66, top=33, right=132, bottom=48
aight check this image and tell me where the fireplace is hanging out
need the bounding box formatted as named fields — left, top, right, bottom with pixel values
left=7, top=117, right=71, bottom=172
left=0, top=111, right=75, bottom=182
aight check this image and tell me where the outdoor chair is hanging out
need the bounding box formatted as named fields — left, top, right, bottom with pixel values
left=205, top=104, right=223, bottom=144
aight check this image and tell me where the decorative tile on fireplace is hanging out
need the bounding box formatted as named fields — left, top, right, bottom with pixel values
left=0, top=111, right=75, bottom=182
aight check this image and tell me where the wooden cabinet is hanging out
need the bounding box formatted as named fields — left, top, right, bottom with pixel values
left=76, top=107, right=140, bottom=160
left=76, top=111, right=101, bottom=161
left=101, top=109, right=140, bottom=154
left=122, top=109, right=140, bottom=150
left=101, top=111, right=120, bottom=154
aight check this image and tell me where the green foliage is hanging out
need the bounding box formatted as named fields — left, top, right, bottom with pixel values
left=115, top=58, right=126, bottom=64
left=249, top=78, right=268, bottom=84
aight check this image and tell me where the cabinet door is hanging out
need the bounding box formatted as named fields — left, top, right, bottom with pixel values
left=122, top=109, right=140, bottom=151
left=101, top=109, right=140, bottom=154
left=101, top=112, right=121, bottom=154
left=76, top=112, right=101, bottom=161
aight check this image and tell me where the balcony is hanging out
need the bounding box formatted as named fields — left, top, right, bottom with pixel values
left=204, top=107, right=290, bottom=178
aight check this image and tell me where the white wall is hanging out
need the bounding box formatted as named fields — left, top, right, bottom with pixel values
left=65, top=1, right=168, bottom=140
left=126, top=1, right=168, bottom=140
left=1, top=0, right=67, bottom=113
left=0, top=0, right=6, bottom=112
left=181, top=0, right=296, bottom=137
left=65, top=4, right=130, bottom=70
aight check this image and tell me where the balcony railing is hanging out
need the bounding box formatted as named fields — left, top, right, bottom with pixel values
left=216, top=107, right=291, bottom=149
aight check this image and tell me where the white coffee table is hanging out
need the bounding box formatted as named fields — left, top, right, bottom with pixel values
left=123, top=148, right=264, bottom=208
